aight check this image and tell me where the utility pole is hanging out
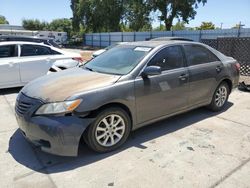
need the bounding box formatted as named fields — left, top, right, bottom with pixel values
left=237, top=21, right=245, bottom=37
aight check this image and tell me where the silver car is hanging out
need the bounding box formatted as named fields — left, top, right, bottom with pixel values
left=15, top=40, right=240, bottom=156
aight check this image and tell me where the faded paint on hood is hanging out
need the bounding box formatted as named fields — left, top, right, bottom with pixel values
left=21, top=68, right=121, bottom=102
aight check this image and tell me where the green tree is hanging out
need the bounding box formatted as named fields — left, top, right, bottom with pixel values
left=123, top=0, right=152, bottom=31
left=49, top=18, right=72, bottom=36
left=70, top=0, right=81, bottom=31
left=153, top=24, right=165, bottom=31
left=196, top=21, right=215, bottom=30
left=150, top=0, right=207, bottom=30
left=232, top=24, right=241, bottom=29
left=0, top=15, right=9, bottom=24
left=171, top=21, right=186, bottom=30
left=22, top=19, right=48, bottom=30
left=72, top=0, right=124, bottom=32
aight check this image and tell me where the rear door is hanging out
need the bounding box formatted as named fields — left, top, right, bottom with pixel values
left=183, top=44, right=223, bottom=106
left=0, top=45, right=20, bottom=87
left=19, top=44, right=56, bottom=82
left=135, top=45, right=189, bottom=124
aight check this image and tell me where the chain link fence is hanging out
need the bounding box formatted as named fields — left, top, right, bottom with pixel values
left=201, top=37, right=250, bottom=76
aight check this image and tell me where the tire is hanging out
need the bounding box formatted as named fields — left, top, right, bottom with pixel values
left=208, top=81, right=229, bottom=112
left=84, top=107, right=131, bottom=153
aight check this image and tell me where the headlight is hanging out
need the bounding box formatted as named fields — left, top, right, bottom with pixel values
left=35, top=99, right=82, bottom=115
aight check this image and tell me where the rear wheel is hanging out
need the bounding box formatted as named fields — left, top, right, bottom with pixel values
left=85, top=107, right=131, bottom=152
left=208, top=82, right=229, bottom=112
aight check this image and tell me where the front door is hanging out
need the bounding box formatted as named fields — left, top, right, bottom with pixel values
left=135, top=45, right=189, bottom=124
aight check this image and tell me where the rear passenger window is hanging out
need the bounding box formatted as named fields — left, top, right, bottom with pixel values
left=148, top=46, right=184, bottom=71
left=0, top=45, right=16, bottom=58
left=184, top=45, right=219, bottom=66
left=21, top=45, right=52, bottom=56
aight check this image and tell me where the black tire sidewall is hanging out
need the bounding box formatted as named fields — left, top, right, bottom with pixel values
left=86, top=107, right=131, bottom=152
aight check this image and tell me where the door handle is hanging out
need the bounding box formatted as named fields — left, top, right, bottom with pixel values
left=216, top=66, right=222, bottom=73
left=178, top=74, right=188, bottom=81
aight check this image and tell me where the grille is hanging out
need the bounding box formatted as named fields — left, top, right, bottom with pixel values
left=15, top=93, right=42, bottom=116
left=15, top=101, right=32, bottom=115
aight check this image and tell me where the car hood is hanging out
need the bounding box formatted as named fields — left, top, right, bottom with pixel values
left=21, top=68, right=121, bottom=102
left=53, top=59, right=79, bottom=69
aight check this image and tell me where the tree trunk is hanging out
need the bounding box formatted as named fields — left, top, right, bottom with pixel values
left=164, top=20, right=172, bottom=31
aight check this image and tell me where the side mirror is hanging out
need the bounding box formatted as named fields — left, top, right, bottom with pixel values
left=141, top=66, right=162, bottom=78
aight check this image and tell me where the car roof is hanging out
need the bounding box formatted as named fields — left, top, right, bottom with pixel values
left=150, top=37, right=193, bottom=41
left=0, top=35, right=51, bottom=40
left=121, top=40, right=199, bottom=48
left=0, top=41, right=52, bottom=47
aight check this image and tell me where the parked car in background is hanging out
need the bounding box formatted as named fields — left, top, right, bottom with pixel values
left=150, top=37, right=193, bottom=41
left=15, top=40, right=239, bottom=156
left=92, top=42, right=128, bottom=58
left=0, top=35, right=60, bottom=48
left=47, top=59, right=85, bottom=74
left=0, top=41, right=82, bottom=89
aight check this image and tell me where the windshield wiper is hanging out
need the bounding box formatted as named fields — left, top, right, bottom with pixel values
left=84, top=66, right=94, bottom=72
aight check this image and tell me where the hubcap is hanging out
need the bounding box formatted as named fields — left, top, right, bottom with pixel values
left=215, top=86, right=227, bottom=107
left=95, top=114, right=125, bottom=147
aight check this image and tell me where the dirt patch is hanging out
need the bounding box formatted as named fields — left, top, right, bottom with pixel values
left=80, top=51, right=94, bottom=61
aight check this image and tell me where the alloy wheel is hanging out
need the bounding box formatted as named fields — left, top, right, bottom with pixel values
left=215, top=85, right=227, bottom=107
left=95, top=114, right=126, bottom=147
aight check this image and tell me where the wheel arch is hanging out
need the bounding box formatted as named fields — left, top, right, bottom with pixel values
left=220, top=78, right=233, bottom=93
left=86, top=102, right=134, bottom=129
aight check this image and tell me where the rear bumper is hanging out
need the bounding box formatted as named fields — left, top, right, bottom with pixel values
left=16, top=114, right=93, bottom=156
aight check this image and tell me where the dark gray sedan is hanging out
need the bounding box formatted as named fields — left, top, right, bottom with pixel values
left=15, top=40, right=240, bottom=156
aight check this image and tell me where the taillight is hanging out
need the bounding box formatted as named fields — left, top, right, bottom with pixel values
left=235, top=62, right=240, bottom=72
left=72, top=57, right=83, bottom=63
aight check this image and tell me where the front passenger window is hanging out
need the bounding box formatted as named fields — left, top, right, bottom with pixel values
left=148, top=46, right=184, bottom=71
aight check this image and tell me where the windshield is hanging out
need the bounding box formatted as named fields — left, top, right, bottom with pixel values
left=84, top=46, right=151, bottom=75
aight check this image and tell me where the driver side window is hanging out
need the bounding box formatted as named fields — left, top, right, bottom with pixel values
left=148, top=45, right=184, bottom=71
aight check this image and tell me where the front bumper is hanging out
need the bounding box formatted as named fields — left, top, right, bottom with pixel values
left=16, top=114, right=93, bottom=156
left=15, top=92, right=94, bottom=156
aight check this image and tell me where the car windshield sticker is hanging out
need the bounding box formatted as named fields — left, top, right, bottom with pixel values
left=134, top=47, right=152, bottom=52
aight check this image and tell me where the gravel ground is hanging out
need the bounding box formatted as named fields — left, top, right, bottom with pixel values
left=240, top=75, right=250, bottom=84
left=0, top=88, right=250, bottom=188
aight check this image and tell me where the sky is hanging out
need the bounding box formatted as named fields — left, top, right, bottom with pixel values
left=0, top=0, right=250, bottom=29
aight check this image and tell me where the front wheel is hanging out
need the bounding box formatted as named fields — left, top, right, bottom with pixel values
left=84, top=107, right=131, bottom=153
left=208, top=82, right=229, bottom=112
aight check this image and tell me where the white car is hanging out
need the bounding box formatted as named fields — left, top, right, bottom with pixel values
left=0, top=41, right=82, bottom=89
left=47, top=59, right=84, bottom=74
